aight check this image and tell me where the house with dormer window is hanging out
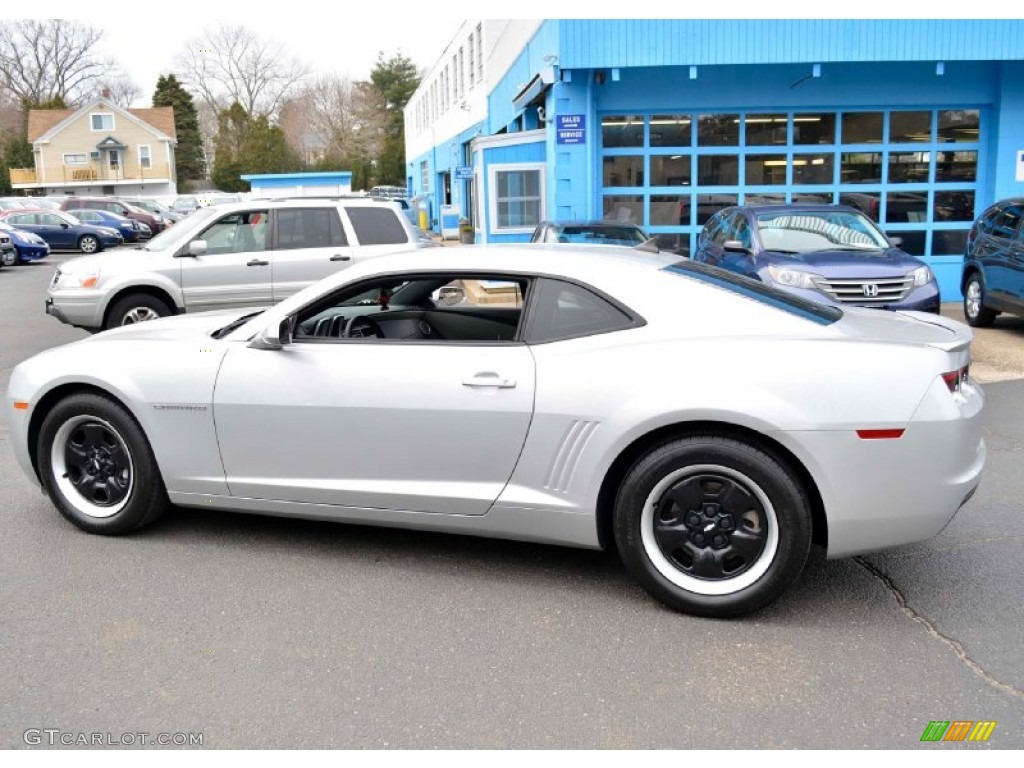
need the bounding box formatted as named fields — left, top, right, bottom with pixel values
left=9, top=97, right=178, bottom=196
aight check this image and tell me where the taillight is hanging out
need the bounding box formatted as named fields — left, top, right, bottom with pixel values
left=942, top=364, right=970, bottom=393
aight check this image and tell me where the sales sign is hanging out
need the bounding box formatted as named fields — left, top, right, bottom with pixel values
left=557, top=114, right=586, bottom=145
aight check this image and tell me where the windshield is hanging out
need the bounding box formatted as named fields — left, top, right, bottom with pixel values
left=137, top=206, right=220, bottom=251
left=755, top=210, right=889, bottom=252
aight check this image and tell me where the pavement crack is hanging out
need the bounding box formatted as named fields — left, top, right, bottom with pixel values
left=854, top=555, right=1024, bottom=701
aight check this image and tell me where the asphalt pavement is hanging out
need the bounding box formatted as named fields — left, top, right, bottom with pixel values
left=1, top=253, right=1022, bottom=748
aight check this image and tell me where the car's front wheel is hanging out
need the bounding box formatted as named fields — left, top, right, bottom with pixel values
left=78, top=235, right=100, bottom=254
left=37, top=393, right=169, bottom=535
left=1, top=249, right=17, bottom=267
left=963, top=272, right=997, bottom=328
left=105, top=294, right=171, bottom=329
left=614, top=434, right=812, bottom=618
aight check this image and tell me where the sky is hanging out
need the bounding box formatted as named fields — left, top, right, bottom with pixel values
left=7, top=3, right=1003, bottom=106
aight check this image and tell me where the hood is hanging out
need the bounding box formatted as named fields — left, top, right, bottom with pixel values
left=87, top=309, right=258, bottom=343
left=56, top=248, right=170, bottom=275
left=765, top=248, right=924, bottom=276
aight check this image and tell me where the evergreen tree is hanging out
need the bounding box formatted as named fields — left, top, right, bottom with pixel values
left=211, top=102, right=298, bottom=192
left=369, top=52, right=419, bottom=186
left=153, top=74, right=205, bottom=184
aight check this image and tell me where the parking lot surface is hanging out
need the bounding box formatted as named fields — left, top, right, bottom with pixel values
left=2, top=254, right=1022, bottom=748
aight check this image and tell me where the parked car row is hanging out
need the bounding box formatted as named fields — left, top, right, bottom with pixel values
left=0, top=210, right=122, bottom=256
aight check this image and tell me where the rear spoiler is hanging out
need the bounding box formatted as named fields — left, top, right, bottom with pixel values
left=898, top=311, right=973, bottom=353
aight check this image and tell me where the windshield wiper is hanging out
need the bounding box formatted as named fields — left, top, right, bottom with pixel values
left=212, top=311, right=264, bottom=339
left=764, top=248, right=801, bottom=254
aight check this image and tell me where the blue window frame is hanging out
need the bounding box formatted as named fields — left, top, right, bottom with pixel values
left=599, top=108, right=983, bottom=260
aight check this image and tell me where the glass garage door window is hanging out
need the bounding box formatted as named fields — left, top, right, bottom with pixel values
left=599, top=109, right=982, bottom=257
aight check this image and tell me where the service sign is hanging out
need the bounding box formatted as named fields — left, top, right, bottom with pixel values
left=557, top=114, right=586, bottom=145
left=455, top=166, right=474, bottom=180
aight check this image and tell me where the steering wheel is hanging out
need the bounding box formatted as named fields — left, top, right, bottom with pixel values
left=342, top=315, right=384, bottom=339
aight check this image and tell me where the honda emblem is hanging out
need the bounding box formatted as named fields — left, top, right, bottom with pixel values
left=862, top=283, right=879, bottom=298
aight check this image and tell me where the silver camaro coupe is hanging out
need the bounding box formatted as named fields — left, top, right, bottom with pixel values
left=6, top=246, right=986, bottom=617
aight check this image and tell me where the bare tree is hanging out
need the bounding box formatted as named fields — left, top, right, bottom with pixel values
left=284, top=74, right=383, bottom=162
left=0, top=19, right=116, bottom=105
left=94, top=72, right=141, bottom=108
left=174, top=25, right=310, bottom=119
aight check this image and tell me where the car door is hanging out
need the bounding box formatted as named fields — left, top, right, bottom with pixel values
left=41, top=213, right=75, bottom=248
left=718, top=212, right=758, bottom=278
left=973, top=205, right=1013, bottom=303
left=270, top=206, right=353, bottom=302
left=694, top=211, right=729, bottom=265
left=1009, top=206, right=1024, bottom=306
left=213, top=272, right=536, bottom=516
left=6, top=214, right=46, bottom=244
left=180, top=208, right=273, bottom=312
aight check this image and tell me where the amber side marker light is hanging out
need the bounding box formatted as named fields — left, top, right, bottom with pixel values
left=856, top=429, right=905, bottom=440
left=13, top=401, right=29, bottom=410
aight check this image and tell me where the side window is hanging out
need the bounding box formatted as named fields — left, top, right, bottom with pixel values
left=42, top=214, right=64, bottom=226
left=199, top=210, right=269, bottom=254
left=345, top=207, right=408, bottom=245
left=275, top=208, right=347, bottom=250
left=993, top=205, right=1021, bottom=240
left=292, top=273, right=528, bottom=343
left=731, top=214, right=752, bottom=248
left=700, top=212, right=724, bottom=245
left=525, top=279, right=637, bottom=343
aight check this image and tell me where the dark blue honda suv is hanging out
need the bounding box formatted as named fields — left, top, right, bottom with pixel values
left=693, top=204, right=940, bottom=312
left=960, top=198, right=1023, bottom=327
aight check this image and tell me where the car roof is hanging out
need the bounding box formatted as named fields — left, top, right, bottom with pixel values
left=731, top=204, right=863, bottom=215
left=541, top=220, right=644, bottom=228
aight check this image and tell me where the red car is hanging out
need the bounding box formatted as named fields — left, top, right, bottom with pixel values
left=60, top=197, right=164, bottom=234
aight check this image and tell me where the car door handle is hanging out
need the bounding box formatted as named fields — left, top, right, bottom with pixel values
left=462, top=372, right=516, bottom=388
left=247, top=258, right=270, bottom=267
left=330, top=254, right=351, bottom=262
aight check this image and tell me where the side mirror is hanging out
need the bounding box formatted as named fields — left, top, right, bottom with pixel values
left=887, top=236, right=904, bottom=247
left=722, top=240, right=749, bottom=254
left=248, top=316, right=294, bottom=350
left=61, top=223, right=70, bottom=229
left=184, top=239, right=207, bottom=257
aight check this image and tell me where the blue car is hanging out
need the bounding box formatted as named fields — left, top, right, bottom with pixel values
left=0, top=209, right=123, bottom=254
left=0, top=220, right=50, bottom=264
left=72, top=208, right=150, bottom=242
left=960, top=197, right=1023, bottom=327
left=693, top=205, right=940, bottom=312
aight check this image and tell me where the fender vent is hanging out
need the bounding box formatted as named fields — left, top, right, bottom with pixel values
left=545, top=420, right=599, bottom=494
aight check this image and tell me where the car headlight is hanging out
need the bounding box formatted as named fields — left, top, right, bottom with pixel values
left=57, top=269, right=101, bottom=289
left=766, top=266, right=819, bottom=289
left=909, top=265, right=934, bottom=286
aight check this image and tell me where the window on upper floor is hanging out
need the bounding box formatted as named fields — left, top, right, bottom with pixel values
left=91, top=113, right=114, bottom=131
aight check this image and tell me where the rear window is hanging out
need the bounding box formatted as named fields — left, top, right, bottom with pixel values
left=346, top=207, right=408, bottom=245
left=275, top=208, right=347, bottom=249
left=663, top=261, right=843, bottom=325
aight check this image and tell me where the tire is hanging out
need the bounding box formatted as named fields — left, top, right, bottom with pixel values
left=963, top=272, right=997, bottom=328
left=105, top=294, right=171, bottom=329
left=37, top=393, right=169, bottom=535
left=1, top=249, right=16, bottom=267
left=613, top=434, right=812, bottom=618
left=78, top=235, right=100, bottom=254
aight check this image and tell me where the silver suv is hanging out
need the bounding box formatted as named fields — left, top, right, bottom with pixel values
left=46, top=197, right=431, bottom=331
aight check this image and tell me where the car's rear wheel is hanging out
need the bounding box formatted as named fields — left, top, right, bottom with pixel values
left=78, top=235, right=100, bottom=254
left=105, top=294, right=171, bottom=329
left=614, top=434, right=812, bottom=618
left=37, top=393, right=169, bottom=535
left=963, top=272, right=997, bottom=328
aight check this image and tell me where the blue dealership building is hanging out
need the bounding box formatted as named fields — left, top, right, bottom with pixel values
left=404, top=19, right=1024, bottom=298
